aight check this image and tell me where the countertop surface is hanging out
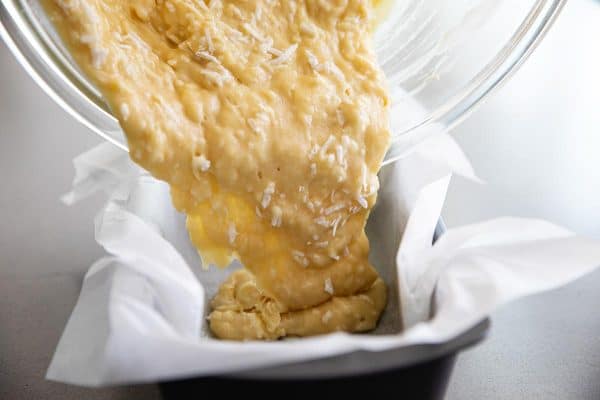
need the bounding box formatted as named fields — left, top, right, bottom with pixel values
left=1, top=0, right=599, bottom=399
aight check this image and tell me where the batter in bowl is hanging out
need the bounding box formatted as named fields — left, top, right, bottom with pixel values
left=44, top=0, right=391, bottom=340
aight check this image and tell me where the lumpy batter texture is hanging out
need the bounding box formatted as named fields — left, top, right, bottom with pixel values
left=45, top=0, right=391, bottom=340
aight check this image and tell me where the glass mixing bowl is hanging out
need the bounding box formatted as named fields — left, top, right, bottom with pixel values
left=0, top=0, right=565, bottom=164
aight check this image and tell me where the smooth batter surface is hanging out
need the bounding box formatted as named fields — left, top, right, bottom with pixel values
left=45, top=0, right=391, bottom=340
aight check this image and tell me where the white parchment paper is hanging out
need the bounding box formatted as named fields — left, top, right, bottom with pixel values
left=46, top=121, right=600, bottom=387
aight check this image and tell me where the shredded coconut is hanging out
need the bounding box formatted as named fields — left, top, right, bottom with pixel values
left=199, top=69, right=231, bottom=87
left=367, top=180, right=379, bottom=196
left=336, top=109, right=345, bottom=126
left=228, top=223, right=237, bottom=244
left=242, top=22, right=265, bottom=42
left=331, top=216, right=342, bottom=236
left=259, top=37, right=274, bottom=53
left=268, top=47, right=283, bottom=57
left=247, top=112, right=270, bottom=136
left=247, top=118, right=263, bottom=135
left=326, top=153, right=335, bottom=166
left=342, top=134, right=359, bottom=151
left=305, top=49, right=319, bottom=70
left=229, top=4, right=243, bottom=18
left=204, top=27, right=215, bottom=53
left=119, top=103, right=130, bottom=121
left=340, top=216, right=349, bottom=228
left=194, top=51, right=220, bottom=64
left=324, top=278, right=334, bottom=295
left=291, top=250, right=309, bottom=267
left=357, top=195, right=368, bottom=209
left=335, top=144, right=346, bottom=166
left=192, top=154, right=211, bottom=171
left=315, top=217, right=330, bottom=227
left=320, top=135, right=335, bottom=156
left=90, top=47, right=108, bottom=69
left=191, top=154, right=211, bottom=180
left=270, top=43, right=298, bottom=65
left=208, top=0, right=221, bottom=9
left=309, top=144, right=319, bottom=159
left=304, top=50, right=345, bottom=81
left=303, top=114, right=313, bottom=126
left=261, top=181, right=276, bottom=208
left=323, top=203, right=345, bottom=216
left=321, top=310, right=333, bottom=323
left=271, top=206, right=282, bottom=227
left=225, top=26, right=249, bottom=44
left=327, top=63, right=345, bottom=81
left=300, top=21, right=316, bottom=37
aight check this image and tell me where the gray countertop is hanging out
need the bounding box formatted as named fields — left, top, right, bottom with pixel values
left=445, top=1, right=600, bottom=398
left=0, top=36, right=161, bottom=399
left=1, top=1, right=599, bottom=398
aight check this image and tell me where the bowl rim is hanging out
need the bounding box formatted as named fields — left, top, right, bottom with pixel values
left=1, top=0, right=566, bottom=164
